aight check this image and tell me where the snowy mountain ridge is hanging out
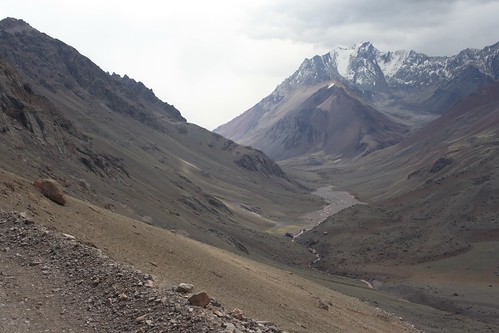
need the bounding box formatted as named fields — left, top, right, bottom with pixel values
left=284, top=41, right=499, bottom=93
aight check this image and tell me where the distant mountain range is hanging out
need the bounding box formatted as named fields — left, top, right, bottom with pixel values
left=215, top=41, right=499, bottom=161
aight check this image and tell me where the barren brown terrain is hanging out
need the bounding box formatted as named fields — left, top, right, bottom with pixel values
left=284, top=82, right=499, bottom=332
left=2, top=17, right=499, bottom=333
left=0, top=169, right=419, bottom=333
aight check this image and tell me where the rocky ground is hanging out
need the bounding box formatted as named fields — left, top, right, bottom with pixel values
left=0, top=211, right=285, bottom=333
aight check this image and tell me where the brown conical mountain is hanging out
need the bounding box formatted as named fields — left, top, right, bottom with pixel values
left=216, top=81, right=407, bottom=161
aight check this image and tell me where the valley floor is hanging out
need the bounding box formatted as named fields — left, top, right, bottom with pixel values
left=0, top=168, right=418, bottom=333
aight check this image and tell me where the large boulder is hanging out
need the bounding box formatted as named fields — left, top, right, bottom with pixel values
left=188, top=291, right=210, bottom=307
left=34, top=178, right=66, bottom=206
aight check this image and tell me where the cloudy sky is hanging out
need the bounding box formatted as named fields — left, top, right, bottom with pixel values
left=2, top=0, right=499, bottom=130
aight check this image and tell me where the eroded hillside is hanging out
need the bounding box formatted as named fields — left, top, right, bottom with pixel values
left=0, top=18, right=322, bottom=263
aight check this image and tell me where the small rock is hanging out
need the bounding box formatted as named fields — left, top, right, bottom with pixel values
left=318, top=299, right=329, bottom=310
left=176, top=283, right=194, bottom=293
left=224, top=322, right=237, bottom=332
left=62, top=233, right=76, bottom=240
left=136, top=314, right=147, bottom=323
left=188, top=291, right=210, bottom=307
left=230, top=308, right=244, bottom=320
left=118, top=293, right=128, bottom=301
left=91, top=277, right=100, bottom=287
left=211, top=298, right=222, bottom=307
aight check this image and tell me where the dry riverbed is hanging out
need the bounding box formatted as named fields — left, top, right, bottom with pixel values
left=295, top=186, right=365, bottom=237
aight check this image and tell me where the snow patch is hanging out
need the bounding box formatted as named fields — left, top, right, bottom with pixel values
left=330, top=44, right=359, bottom=80
left=377, top=50, right=409, bottom=78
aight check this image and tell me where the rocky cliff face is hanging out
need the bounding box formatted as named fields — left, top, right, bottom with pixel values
left=0, top=18, right=290, bottom=180
left=0, top=18, right=186, bottom=127
left=0, top=57, right=77, bottom=153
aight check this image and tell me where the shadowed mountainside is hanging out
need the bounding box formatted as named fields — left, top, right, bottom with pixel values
left=0, top=17, right=322, bottom=264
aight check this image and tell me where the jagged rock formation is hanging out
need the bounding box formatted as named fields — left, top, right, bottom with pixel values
left=0, top=18, right=185, bottom=126
left=284, top=42, right=498, bottom=94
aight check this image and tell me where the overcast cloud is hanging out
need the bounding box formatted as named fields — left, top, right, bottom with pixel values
left=1, top=0, right=498, bottom=130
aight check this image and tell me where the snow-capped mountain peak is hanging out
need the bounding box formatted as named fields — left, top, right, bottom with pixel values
left=285, top=41, right=498, bottom=92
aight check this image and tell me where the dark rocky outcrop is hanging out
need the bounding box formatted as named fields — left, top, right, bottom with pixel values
left=430, top=157, right=453, bottom=173
left=235, top=152, right=288, bottom=179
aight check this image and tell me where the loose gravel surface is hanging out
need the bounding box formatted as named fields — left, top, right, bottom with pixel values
left=298, top=185, right=365, bottom=236
left=0, top=211, right=286, bottom=333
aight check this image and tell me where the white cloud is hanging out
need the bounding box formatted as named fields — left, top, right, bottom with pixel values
left=1, top=0, right=498, bottom=129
